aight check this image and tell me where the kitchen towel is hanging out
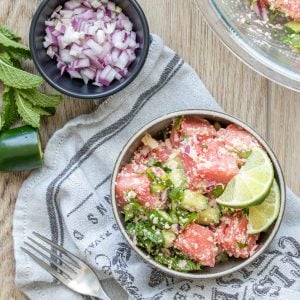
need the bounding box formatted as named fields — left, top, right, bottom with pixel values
left=13, top=35, right=300, bottom=300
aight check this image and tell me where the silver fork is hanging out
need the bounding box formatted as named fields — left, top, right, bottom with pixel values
left=21, top=232, right=110, bottom=300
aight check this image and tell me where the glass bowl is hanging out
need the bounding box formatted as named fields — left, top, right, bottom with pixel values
left=197, top=0, right=300, bottom=92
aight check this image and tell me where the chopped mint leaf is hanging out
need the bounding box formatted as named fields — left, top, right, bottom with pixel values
left=238, top=150, right=252, bottom=159
left=183, top=132, right=188, bottom=142
left=146, top=168, right=156, bottom=181
left=124, top=200, right=147, bottom=222
left=237, top=242, right=248, bottom=249
left=173, top=117, right=183, bottom=132
left=214, top=121, right=222, bottom=131
left=168, top=187, right=184, bottom=203
left=150, top=182, right=165, bottom=193
left=212, top=185, right=224, bottom=197
left=155, top=253, right=202, bottom=272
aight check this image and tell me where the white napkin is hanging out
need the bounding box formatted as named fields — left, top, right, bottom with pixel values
left=13, top=35, right=300, bottom=300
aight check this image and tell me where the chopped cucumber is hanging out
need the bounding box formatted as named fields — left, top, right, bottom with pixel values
left=282, top=34, right=300, bottom=51
left=162, top=230, right=176, bottom=248
left=180, top=190, right=208, bottom=212
left=285, top=21, right=300, bottom=34
left=169, top=168, right=186, bottom=188
left=165, top=155, right=187, bottom=188
left=197, top=207, right=220, bottom=226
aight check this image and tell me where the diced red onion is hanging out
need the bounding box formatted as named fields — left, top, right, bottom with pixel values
left=184, top=145, right=191, bottom=154
left=44, top=0, right=139, bottom=86
left=160, top=190, right=168, bottom=202
left=64, top=0, right=81, bottom=10
left=206, top=183, right=215, bottom=192
left=171, top=224, right=181, bottom=234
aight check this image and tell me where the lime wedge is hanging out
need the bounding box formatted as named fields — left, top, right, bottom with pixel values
left=248, top=180, right=280, bottom=234
left=216, top=148, right=274, bottom=208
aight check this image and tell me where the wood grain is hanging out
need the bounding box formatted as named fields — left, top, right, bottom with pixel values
left=0, top=0, right=299, bottom=299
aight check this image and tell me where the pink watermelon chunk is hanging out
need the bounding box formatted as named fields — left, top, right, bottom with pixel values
left=217, top=124, right=260, bottom=152
left=115, top=164, right=162, bottom=209
left=216, top=211, right=260, bottom=259
left=133, top=143, right=172, bottom=165
left=171, top=117, right=217, bottom=147
left=174, top=223, right=218, bottom=267
left=150, top=145, right=172, bottom=163
left=266, top=0, right=300, bottom=20
left=180, top=139, right=239, bottom=189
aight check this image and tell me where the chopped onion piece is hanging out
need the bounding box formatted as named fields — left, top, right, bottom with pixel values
left=44, top=0, right=139, bottom=86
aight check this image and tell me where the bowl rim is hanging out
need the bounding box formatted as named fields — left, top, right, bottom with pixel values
left=110, top=109, right=286, bottom=279
left=196, top=0, right=300, bottom=93
left=29, top=0, right=150, bottom=100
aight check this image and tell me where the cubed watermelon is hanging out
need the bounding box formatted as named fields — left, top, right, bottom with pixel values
left=174, top=223, right=218, bottom=267
left=180, top=139, right=239, bottom=189
left=215, top=211, right=260, bottom=259
left=217, top=124, right=260, bottom=152
left=134, top=143, right=172, bottom=165
left=271, top=0, right=300, bottom=20
left=171, top=117, right=217, bottom=147
left=115, top=164, right=162, bottom=209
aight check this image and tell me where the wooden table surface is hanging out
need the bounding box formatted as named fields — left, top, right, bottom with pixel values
left=1, top=0, right=300, bottom=299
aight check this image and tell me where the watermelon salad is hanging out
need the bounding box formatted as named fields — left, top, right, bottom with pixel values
left=251, top=0, right=300, bottom=51
left=115, top=117, right=278, bottom=272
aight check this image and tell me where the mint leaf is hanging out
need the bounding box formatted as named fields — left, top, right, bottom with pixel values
left=0, top=52, right=13, bottom=65
left=20, top=89, right=62, bottom=108
left=238, top=150, right=252, bottom=159
left=0, top=51, right=21, bottom=68
left=0, top=87, right=19, bottom=131
left=173, top=117, right=183, bottom=132
left=0, top=31, right=30, bottom=59
left=212, top=185, right=224, bottom=197
left=0, top=25, right=21, bottom=42
left=0, top=57, right=43, bottom=89
left=31, top=105, right=52, bottom=116
left=237, top=241, right=248, bottom=249
left=15, top=91, right=40, bottom=128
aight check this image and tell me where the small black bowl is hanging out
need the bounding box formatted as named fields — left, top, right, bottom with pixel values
left=29, top=0, right=150, bottom=100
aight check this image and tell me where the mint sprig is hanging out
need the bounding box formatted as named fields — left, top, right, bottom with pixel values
left=0, top=87, right=18, bottom=131
left=0, top=25, right=62, bottom=130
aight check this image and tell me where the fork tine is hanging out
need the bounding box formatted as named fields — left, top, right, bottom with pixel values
left=24, top=242, right=76, bottom=278
left=21, top=247, right=71, bottom=284
left=32, top=232, right=81, bottom=267
left=28, top=237, right=80, bottom=270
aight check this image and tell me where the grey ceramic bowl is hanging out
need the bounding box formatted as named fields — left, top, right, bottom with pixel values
left=29, top=0, right=150, bottom=100
left=111, top=109, right=286, bottom=279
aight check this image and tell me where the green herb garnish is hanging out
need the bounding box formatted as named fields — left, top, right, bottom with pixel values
left=237, top=150, right=252, bottom=159
left=213, top=121, right=222, bottom=131
left=212, top=185, right=224, bottom=197
left=173, top=117, right=183, bottom=132
left=0, top=25, right=61, bottom=131
left=237, top=242, right=248, bottom=249
left=155, top=252, right=202, bottom=272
